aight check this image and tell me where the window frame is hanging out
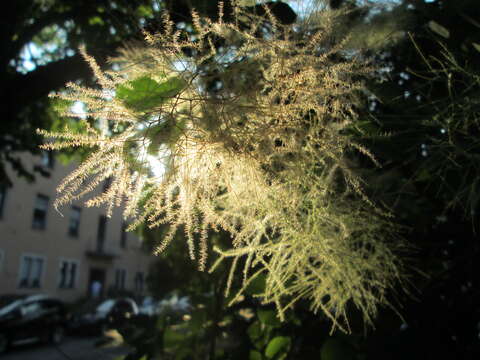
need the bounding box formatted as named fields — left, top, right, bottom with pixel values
left=40, top=150, right=55, bottom=169
left=18, top=253, right=46, bottom=289
left=96, top=215, right=108, bottom=252
left=58, top=258, right=80, bottom=289
left=68, top=206, right=82, bottom=238
left=32, top=194, right=49, bottom=230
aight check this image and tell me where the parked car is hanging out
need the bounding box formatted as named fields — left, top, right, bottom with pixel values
left=138, top=294, right=191, bottom=318
left=158, top=294, right=191, bottom=314
left=138, top=296, right=159, bottom=317
left=0, top=294, right=69, bottom=353
left=70, top=297, right=138, bottom=335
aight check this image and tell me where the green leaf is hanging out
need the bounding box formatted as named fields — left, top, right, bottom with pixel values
left=265, top=336, right=291, bottom=359
left=247, top=321, right=270, bottom=350
left=257, top=309, right=281, bottom=328
left=116, top=76, right=185, bottom=112
left=88, top=16, right=105, bottom=26
left=245, top=273, right=267, bottom=296
left=320, top=338, right=356, bottom=360
left=136, top=4, right=154, bottom=18
left=247, top=321, right=262, bottom=341
left=472, top=43, right=480, bottom=53
left=428, top=21, right=450, bottom=39
left=250, top=350, right=263, bottom=360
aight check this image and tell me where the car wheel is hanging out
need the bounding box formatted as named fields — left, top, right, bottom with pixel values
left=0, top=334, right=9, bottom=354
left=50, top=326, right=65, bottom=345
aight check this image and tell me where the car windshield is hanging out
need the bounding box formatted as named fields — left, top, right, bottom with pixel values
left=96, top=299, right=115, bottom=313
left=0, top=295, right=24, bottom=316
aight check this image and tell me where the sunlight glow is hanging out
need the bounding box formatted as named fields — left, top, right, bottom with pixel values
left=137, top=138, right=167, bottom=180
left=70, top=101, right=87, bottom=119
left=147, top=152, right=167, bottom=179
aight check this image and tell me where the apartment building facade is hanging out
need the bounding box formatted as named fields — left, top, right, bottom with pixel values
left=0, top=152, right=153, bottom=302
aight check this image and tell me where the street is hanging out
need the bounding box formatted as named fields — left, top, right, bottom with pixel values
left=1, top=336, right=131, bottom=360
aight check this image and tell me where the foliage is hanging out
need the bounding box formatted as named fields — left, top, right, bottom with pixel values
left=408, top=45, right=480, bottom=217
left=363, top=0, right=480, bottom=222
left=39, top=1, right=408, bottom=332
left=0, top=0, right=159, bottom=185
left=345, top=1, right=480, bottom=358
left=247, top=309, right=291, bottom=360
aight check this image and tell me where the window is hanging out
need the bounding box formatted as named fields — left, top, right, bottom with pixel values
left=0, top=186, right=6, bottom=219
left=18, top=255, right=45, bottom=288
left=115, top=269, right=126, bottom=290
left=96, top=215, right=107, bottom=252
left=22, top=302, right=42, bottom=316
left=40, top=151, right=55, bottom=169
left=134, top=272, right=144, bottom=293
left=120, top=222, right=128, bottom=249
left=58, top=259, right=78, bottom=289
left=32, top=194, right=49, bottom=230
left=68, top=206, right=81, bottom=237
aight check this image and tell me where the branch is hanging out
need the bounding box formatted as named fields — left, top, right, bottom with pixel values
left=1, top=42, right=121, bottom=128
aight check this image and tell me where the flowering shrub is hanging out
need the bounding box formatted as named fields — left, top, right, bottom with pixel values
left=39, top=2, right=406, bottom=332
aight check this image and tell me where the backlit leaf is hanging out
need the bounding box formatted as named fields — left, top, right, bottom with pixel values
left=428, top=21, right=450, bottom=38
left=116, top=76, right=185, bottom=112
left=265, top=336, right=291, bottom=359
left=245, top=273, right=267, bottom=296
left=258, top=309, right=281, bottom=328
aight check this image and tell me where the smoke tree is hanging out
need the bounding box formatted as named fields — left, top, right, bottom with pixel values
left=39, top=1, right=407, bottom=332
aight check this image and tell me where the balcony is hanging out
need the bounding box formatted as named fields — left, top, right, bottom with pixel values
left=85, top=241, right=117, bottom=261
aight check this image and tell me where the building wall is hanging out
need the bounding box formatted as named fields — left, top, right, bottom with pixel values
left=0, top=153, right=153, bottom=302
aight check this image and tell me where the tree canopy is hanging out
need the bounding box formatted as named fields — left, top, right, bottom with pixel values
left=1, top=0, right=159, bottom=184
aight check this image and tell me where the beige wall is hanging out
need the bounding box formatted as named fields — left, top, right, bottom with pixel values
left=0, top=153, right=153, bottom=302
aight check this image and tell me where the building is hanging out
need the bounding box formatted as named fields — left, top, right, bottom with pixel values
left=0, top=152, right=153, bottom=302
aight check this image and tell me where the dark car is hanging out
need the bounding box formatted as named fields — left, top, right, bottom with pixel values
left=70, top=297, right=138, bottom=335
left=0, top=294, right=69, bottom=353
